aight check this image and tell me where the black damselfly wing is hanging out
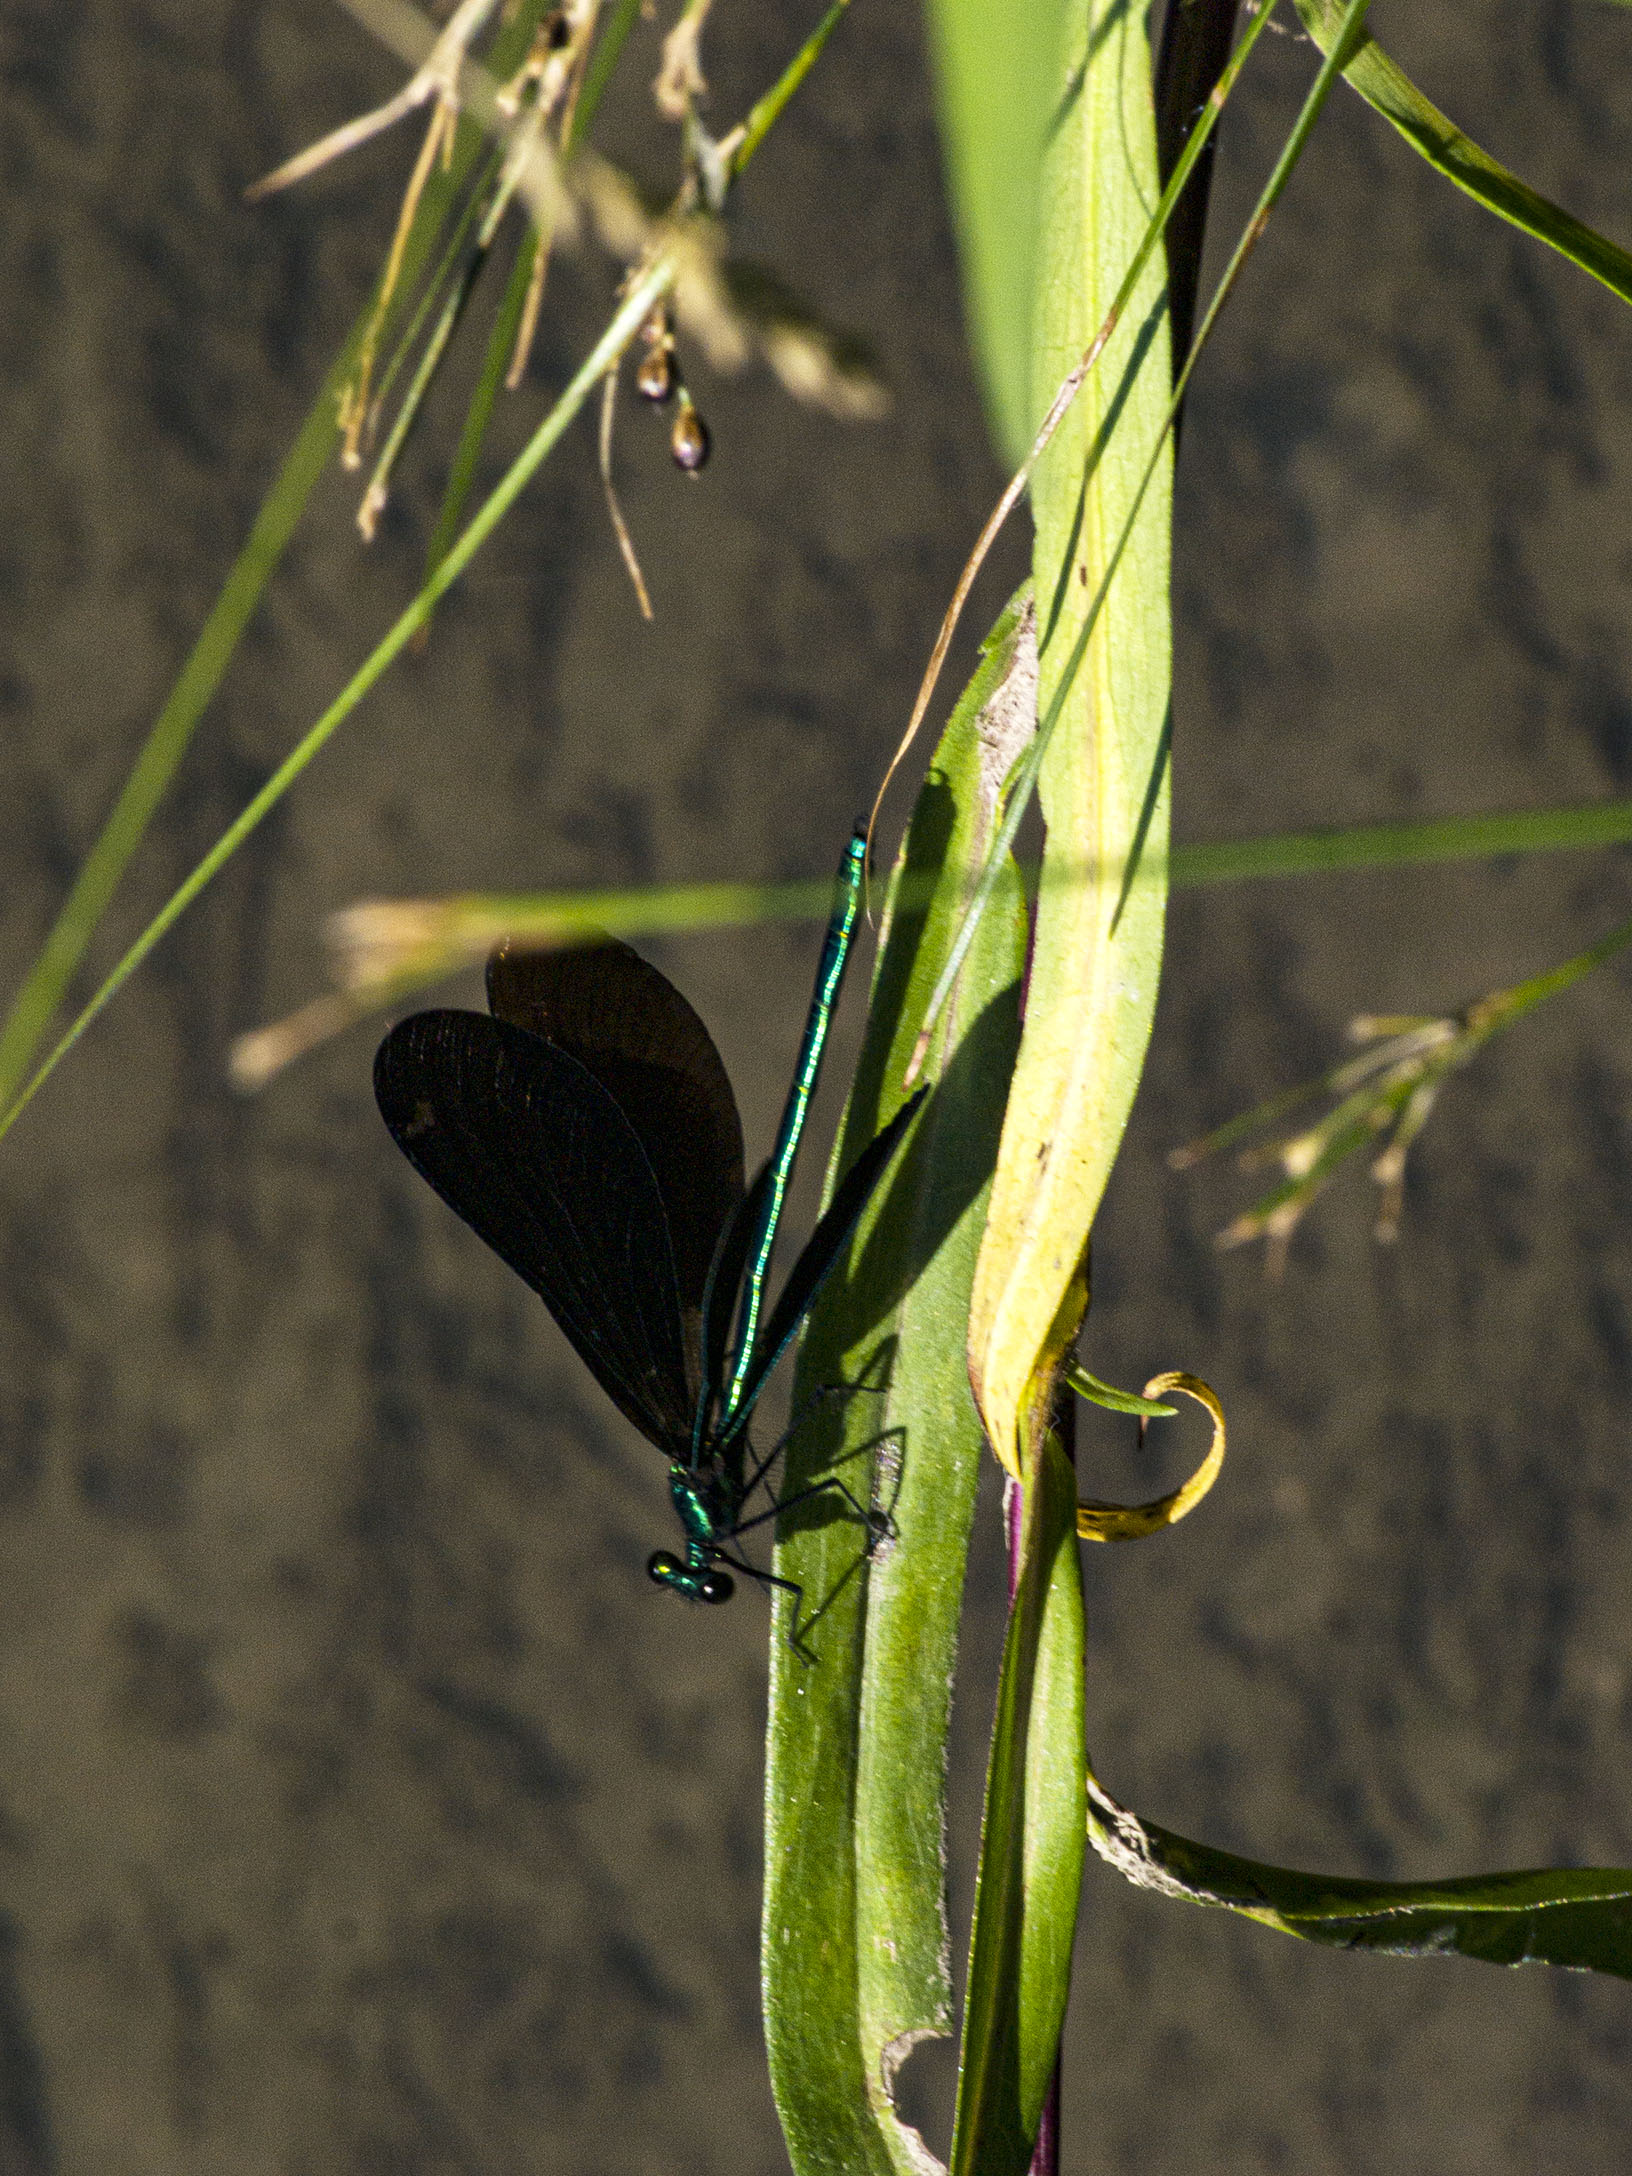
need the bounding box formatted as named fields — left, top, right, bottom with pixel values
left=374, top=1009, right=700, bottom=1457
left=380, top=941, right=921, bottom=1478
left=487, top=940, right=745, bottom=1389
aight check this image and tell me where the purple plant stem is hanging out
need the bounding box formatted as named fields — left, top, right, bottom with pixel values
left=1004, top=1470, right=1024, bottom=1605
left=1029, top=2071, right=1062, bottom=2176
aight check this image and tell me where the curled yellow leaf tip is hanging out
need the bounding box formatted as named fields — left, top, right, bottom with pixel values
left=1076, top=1370, right=1225, bottom=1542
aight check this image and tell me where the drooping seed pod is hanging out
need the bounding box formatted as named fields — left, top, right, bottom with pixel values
left=670, top=390, right=710, bottom=473
left=637, top=342, right=675, bottom=404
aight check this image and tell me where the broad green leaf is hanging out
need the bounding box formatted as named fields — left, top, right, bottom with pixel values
left=1087, top=1773, right=1632, bottom=1975
left=968, top=0, right=1173, bottom=1478
left=901, top=0, right=1361, bottom=1084
left=922, top=0, right=1067, bottom=465
left=851, top=637, right=1030, bottom=2173
left=949, top=1432, right=1085, bottom=2176
left=763, top=599, right=1029, bottom=2176
left=1294, top=0, right=1632, bottom=309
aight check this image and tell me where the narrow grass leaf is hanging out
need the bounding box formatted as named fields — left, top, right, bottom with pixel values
left=1170, top=796, right=1632, bottom=884
left=237, top=786, right=1632, bottom=1089
left=0, top=261, right=674, bottom=1145
left=1294, top=0, right=1632, bottom=307
left=0, top=2, right=550, bottom=1115
left=1088, top=1775, right=1632, bottom=1975
left=423, top=0, right=644, bottom=596
left=1064, top=1363, right=1175, bottom=1419
left=949, top=1433, right=1085, bottom=2176
left=0, top=0, right=857, bottom=1141
left=422, top=226, right=538, bottom=597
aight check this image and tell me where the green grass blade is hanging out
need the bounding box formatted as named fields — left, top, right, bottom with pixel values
left=0, top=5, right=555, bottom=1117
left=232, top=789, right=1632, bottom=1086
left=422, top=234, right=534, bottom=592
left=422, top=0, right=644, bottom=593
left=1294, top=0, right=1632, bottom=307
left=0, top=259, right=673, bottom=1146
left=1170, top=796, right=1632, bottom=884
left=732, top=0, right=857, bottom=175
left=0, top=361, right=344, bottom=1113
left=574, top=0, right=644, bottom=145
left=764, top=599, right=1029, bottom=2176
left=949, top=1434, right=1085, bottom=2176
left=371, top=141, right=504, bottom=424
left=1155, top=0, right=1247, bottom=372
left=1088, top=1774, right=1632, bottom=1975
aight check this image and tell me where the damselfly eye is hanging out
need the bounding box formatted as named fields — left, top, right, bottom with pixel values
left=698, top=1568, right=735, bottom=1605
left=647, top=1550, right=682, bottom=1586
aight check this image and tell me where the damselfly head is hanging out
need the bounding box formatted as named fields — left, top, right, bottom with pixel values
left=647, top=1550, right=734, bottom=1604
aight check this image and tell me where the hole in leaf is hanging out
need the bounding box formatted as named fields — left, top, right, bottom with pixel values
left=886, top=2028, right=957, bottom=2167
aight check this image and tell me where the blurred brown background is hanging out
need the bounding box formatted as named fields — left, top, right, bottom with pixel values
left=3, top=1, right=1632, bottom=2169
